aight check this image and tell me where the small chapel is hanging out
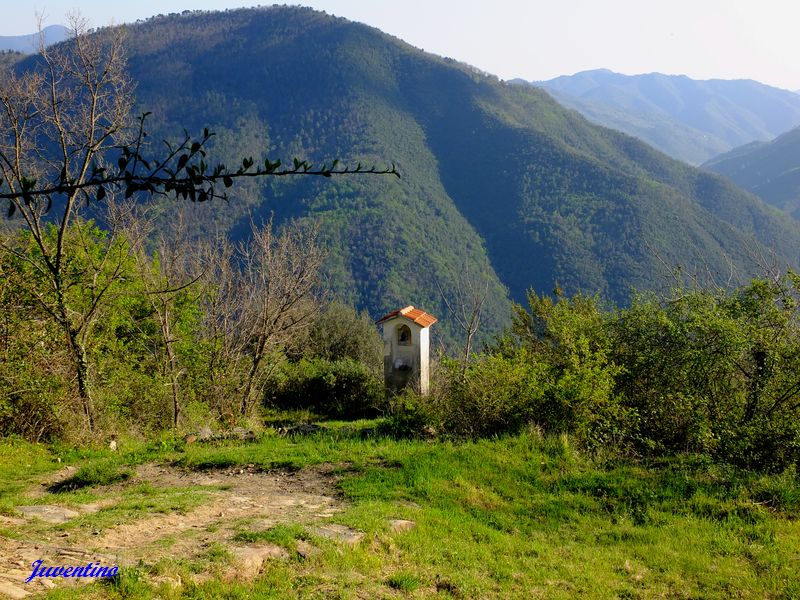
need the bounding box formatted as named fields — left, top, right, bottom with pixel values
left=376, top=305, right=437, bottom=395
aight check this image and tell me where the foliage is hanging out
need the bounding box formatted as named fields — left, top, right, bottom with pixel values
left=432, top=353, right=544, bottom=438
left=267, top=357, right=383, bottom=419
left=612, top=276, right=800, bottom=471
left=425, top=292, right=628, bottom=445
left=419, top=277, right=800, bottom=473
left=381, top=389, right=438, bottom=439
left=302, top=300, right=383, bottom=375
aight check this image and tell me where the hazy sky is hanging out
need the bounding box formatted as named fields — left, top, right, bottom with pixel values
left=4, top=1, right=800, bottom=90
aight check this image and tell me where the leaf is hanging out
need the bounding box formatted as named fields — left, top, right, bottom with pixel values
left=118, top=156, right=128, bottom=171
left=7, top=202, right=15, bottom=218
left=97, top=186, right=106, bottom=201
left=190, top=142, right=201, bottom=154
left=223, top=175, right=233, bottom=188
left=177, top=154, right=189, bottom=172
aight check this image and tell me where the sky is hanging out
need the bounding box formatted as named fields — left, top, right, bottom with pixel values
left=3, top=0, right=800, bottom=90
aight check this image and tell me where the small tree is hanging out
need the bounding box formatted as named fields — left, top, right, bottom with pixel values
left=198, top=218, right=325, bottom=419
left=237, top=219, right=325, bottom=416
left=0, top=19, right=397, bottom=432
left=123, top=206, right=201, bottom=428
left=437, top=259, right=490, bottom=372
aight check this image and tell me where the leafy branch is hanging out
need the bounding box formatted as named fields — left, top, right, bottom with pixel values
left=1, top=112, right=400, bottom=216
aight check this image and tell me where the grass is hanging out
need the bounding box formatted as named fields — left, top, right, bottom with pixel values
left=386, top=571, right=422, bottom=592
left=1, top=424, right=800, bottom=598
left=48, top=461, right=133, bottom=492
left=232, top=523, right=311, bottom=546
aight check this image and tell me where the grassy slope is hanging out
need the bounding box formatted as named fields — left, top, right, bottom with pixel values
left=2, top=426, right=799, bottom=599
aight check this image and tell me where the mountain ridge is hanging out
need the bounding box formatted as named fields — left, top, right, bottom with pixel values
left=0, top=25, right=69, bottom=53
left=13, top=7, right=800, bottom=341
left=521, top=69, right=800, bottom=165
left=703, top=126, right=800, bottom=219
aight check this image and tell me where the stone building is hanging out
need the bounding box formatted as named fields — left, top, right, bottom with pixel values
left=376, top=305, right=437, bottom=395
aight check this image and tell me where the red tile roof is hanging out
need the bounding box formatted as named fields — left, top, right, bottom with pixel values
left=376, top=305, right=437, bottom=328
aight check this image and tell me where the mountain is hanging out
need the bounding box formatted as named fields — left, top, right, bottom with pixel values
left=522, top=69, right=800, bottom=165
left=16, top=8, right=800, bottom=341
left=703, top=127, right=800, bottom=219
left=0, top=25, right=69, bottom=53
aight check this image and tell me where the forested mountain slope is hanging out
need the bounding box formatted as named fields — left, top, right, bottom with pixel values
left=703, top=127, right=800, bottom=220
left=23, top=7, right=800, bottom=337
left=526, top=69, right=800, bottom=165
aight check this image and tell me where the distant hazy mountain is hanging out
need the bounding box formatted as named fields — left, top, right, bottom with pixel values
left=703, top=127, right=800, bottom=219
left=0, top=25, right=69, bottom=53
left=516, top=69, right=800, bottom=165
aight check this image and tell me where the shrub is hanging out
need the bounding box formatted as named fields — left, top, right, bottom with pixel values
left=267, top=357, right=383, bottom=419
left=611, top=279, right=800, bottom=470
left=435, top=352, right=544, bottom=438
left=382, top=389, right=439, bottom=438
left=494, top=291, right=632, bottom=450
left=302, top=301, right=383, bottom=375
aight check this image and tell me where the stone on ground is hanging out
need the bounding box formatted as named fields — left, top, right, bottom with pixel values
left=296, top=540, right=321, bottom=558
left=230, top=544, right=289, bottom=578
left=16, top=505, right=79, bottom=524
left=313, top=524, right=364, bottom=546
left=0, top=580, right=29, bottom=599
left=389, top=519, right=416, bottom=532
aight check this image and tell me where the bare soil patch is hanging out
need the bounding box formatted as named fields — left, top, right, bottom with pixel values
left=1, top=462, right=347, bottom=597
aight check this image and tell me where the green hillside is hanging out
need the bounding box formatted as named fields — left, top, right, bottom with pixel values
left=703, top=127, right=800, bottom=219
left=528, top=69, right=800, bottom=165
left=62, top=8, right=800, bottom=333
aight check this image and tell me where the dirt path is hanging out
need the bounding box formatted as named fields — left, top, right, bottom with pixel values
left=0, top=462, right=348, bottom=598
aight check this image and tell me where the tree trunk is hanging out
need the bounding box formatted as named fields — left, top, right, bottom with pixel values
left=68, top=327, right=94, bottom=432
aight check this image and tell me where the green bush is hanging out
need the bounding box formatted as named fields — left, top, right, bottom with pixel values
left=268, top=357, right=383, bottom=419
left=434, top=352, right=544, bottom=438
left=382, top=389, right=438, bottom=438
left=611, top=279, right=800, bottom=470
left=303, top=301, right=383, bottom=375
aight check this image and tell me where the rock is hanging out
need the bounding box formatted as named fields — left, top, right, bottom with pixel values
left=153, top=575, right=182, bottom=589
left=295, top=540, right=321, bottom=558
left=231, top=427, right=256, bottom=441
left=0, top=581, right=29, bottom=598
left=277, top=423, right=322, bottom=436
left=230, top=545, right=289, bottom=578
left=198, top=426, right=214, bottom=441
left=389, top=519, right=416, bottom=533
left=16, top=505, right=79, bottom=524
left=109, top=439, right=117, bottom=452
left=314, top=524, right=364, bottom=546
